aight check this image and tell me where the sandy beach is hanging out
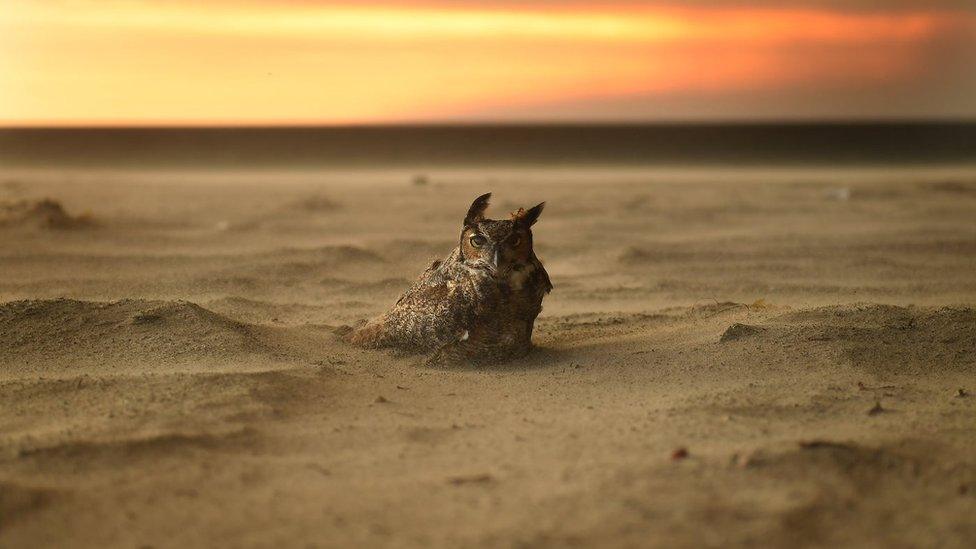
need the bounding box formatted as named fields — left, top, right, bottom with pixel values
left=2, top=165, right=975, bottom=547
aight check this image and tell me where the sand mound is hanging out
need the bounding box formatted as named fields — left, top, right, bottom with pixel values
left=0, top=299, right=324, bottom=376
left=0, top=482, right=56, bottom=530
left=748, top=439, right=928, bottom=477
left=0, top=198, right=95, bottom=230
left=714, top=304, right=976, bottom=374
left=728, top=439, right=976, bottom=547
left=778, top=304, right=976, bottom=373
left=0, top=367, right=337, bottom=460
left=720, top=323, right=765, bottom=342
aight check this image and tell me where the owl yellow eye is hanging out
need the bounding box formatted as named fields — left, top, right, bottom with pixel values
left=470, top=234, right=487, bottom=248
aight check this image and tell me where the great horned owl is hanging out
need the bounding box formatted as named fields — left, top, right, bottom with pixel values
left=348, top=193, right=552, bottom=365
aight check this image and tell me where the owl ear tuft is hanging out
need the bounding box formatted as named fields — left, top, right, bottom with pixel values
left=464, top=193, right=492, bottom=226
left=514, top=202, right=545, bottom=227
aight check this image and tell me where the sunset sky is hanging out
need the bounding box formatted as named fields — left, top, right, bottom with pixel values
left=2, top=1, right=975, bottom=125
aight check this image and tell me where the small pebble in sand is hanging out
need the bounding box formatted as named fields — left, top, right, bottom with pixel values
left=958, top=388, right=969, bottom=398
left=732, top=451, right=762, bottom=468
left=374, top=396, right=389, bottom=404
left=825, top=187, right=851, bottom=201
left=868, top=401, right=885, bottom=416
left=448, top=473, right=493, bottom=485
left=720, top=323, right=764, bottom=342
left=671, top=447, right=689, bottom=461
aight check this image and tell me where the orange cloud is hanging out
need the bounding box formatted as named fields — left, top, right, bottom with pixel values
left=0, top=1, right=971, bottom=124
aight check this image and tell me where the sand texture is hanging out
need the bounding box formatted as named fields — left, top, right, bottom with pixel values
left=1, top=166, right=975, bottom=547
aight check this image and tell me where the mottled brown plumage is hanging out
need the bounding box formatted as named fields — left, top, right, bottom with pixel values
left=348, top=193, right=552, bottom=365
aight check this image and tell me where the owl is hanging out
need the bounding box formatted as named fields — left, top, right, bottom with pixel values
left=347, top=193, right=552, bottom=365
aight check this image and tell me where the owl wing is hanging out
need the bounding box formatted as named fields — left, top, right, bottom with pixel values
left=380, top=260, right=498, bottom=351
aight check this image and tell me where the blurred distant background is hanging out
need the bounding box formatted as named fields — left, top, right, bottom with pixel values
left=3, top=7, right=976, bottom=547
left=1, top=0, right=974, bottom=165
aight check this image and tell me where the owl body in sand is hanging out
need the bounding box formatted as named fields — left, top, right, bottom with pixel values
left=348, top=193, right=552, bottom=364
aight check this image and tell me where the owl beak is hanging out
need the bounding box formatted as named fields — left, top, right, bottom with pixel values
left=491, top=248, right=500, bottom=269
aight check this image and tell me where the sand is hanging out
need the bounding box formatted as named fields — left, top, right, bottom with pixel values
left=1, top=165, right=975, bottom=547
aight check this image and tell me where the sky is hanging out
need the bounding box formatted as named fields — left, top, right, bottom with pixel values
left=1, top=0, right=975, bottom=125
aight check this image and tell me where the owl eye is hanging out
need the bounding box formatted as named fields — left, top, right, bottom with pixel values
left=469, top=234, right=487, bottom=248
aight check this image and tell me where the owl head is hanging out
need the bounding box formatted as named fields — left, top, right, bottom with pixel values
left=459, top=193, right=544, bottom=275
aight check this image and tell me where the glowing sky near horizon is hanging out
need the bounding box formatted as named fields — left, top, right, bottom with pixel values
left=1, top=1, right=974, bottom=125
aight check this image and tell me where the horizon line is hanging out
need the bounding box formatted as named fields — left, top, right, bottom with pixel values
left=3, top=117, right=976, bottom=130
